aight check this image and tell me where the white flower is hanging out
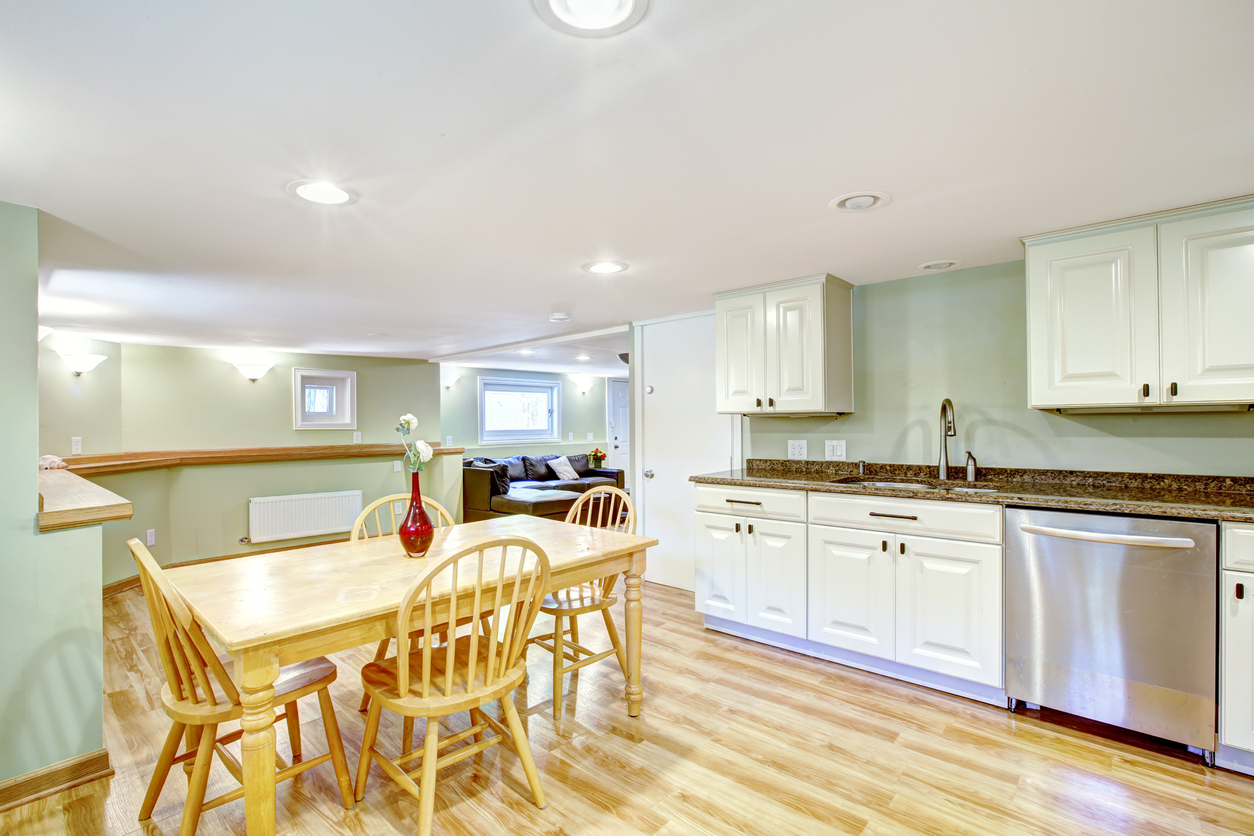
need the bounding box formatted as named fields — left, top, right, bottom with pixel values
left=412, top=439, right=434, bottom=464
left=398, top=413, right=418, bottom=431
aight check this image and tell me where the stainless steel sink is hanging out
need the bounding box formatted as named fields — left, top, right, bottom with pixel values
left=832, top=479, right=942, bottom=491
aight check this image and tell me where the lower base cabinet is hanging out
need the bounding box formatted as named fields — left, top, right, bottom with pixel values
left=695, top=511, right=806, bottom=638
left=1222, top=569, right=1254, bottom=752
left=808, top=523, right=1003, bottom=688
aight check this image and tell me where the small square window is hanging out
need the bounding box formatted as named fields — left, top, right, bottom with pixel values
left=478, top=377, right=561, bottom=445
left=293, top=368, right=356, bottom=429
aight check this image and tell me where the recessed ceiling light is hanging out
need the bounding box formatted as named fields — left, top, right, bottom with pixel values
left=575, top=354, right=591, bottom=361
left=366, top=332, right=387, bottom=337
left=549, top=312, right=572, bottom=322
left=583, top=261, right=628, bottom=274
left=533, top=0, right=648, bottom=37
left=286, top=179, right=358, bottom=206
left=518, top=349, right=537, bottom=356
left=919, top=260, right=961, bottom=272
left=829, top=191, right=891, bottom=212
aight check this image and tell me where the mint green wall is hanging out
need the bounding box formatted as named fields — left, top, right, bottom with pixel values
left=0, top=201, right=105, bottom=782
left=441, top=367, right=610, bottom=461
left=748, top=261, right=1254, bottom=476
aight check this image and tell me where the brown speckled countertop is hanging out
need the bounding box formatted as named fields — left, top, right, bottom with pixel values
left=690, top=460, right=1254, bottom=523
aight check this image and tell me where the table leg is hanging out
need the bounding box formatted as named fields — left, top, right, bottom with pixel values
left=236, top=647, right=280, bottom=835
left=623, top=550, right=645, bottom=717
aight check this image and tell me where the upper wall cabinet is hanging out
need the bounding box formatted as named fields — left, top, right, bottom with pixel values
left=1024, top=196, right=1254, bottom=410
left=714, top=274, right=854, bottom=415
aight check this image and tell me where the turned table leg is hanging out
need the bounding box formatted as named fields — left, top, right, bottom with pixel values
left=236, top=648, right=280, bottom=835
left=623, top=550, right=645, bottom=717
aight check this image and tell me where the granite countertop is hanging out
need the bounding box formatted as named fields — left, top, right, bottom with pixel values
left=690, top=460, right=1254, bottom=523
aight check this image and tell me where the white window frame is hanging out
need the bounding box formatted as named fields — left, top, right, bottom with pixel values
left=478, top=377, right=561, bottom=445
left=293, top=368, right=357, bottom=430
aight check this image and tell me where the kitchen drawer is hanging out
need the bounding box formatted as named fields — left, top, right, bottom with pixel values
left=694, top=484, right=806, bottom=521
left=1223, top=523, right=1254, bottom=572
left=808, top=492, right=1002, bottom=544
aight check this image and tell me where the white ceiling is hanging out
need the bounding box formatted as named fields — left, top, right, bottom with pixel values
left=440, top=327, right=630, bottom=377
left=4, top=1, right=1253, bottom=360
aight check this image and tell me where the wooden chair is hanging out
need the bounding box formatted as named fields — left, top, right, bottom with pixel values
left=528, top=486, right=634, bottom=719
left=353, top=493, right=456, bottom=716
left=354, top=535, right=551, bottom=836
left=126, top=539, right=354, bottom=836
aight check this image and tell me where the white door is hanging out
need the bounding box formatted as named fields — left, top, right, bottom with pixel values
left=1221, top=570, right=1254, bottom=752
left=764, top=282, right=825, bottom=412
left=637, top=313, right=738, bottom=591
left=1026, top=226, right=1161, bottom=408
left=745, top=518, right=807, bottom=638
left=895, top=535, right=1003, bottom=687
left=806, top=524, right=895, bottom=660
left=607, top=378, right=631, bottom=478
left=1159, top=208, right=1254, bottom=404
left=694, top=512, right=747, bottom=623
left=714, top=294, right=765, bottom=414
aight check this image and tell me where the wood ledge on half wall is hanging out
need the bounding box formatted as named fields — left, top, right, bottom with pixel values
left=37, top=469, right=134, bottom=532
left=58, top=442, right=466, bottom=476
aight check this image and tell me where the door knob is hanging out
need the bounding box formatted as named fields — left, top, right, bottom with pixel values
left=613, top=445, right=619, bottom=449
left=644, top=470, right=655, bottom=479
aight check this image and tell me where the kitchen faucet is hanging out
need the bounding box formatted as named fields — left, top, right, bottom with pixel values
left=938, top=398, right=956, bottom=480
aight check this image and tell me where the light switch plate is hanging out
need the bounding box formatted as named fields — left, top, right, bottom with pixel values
left=568, top=432, right=573, bottom=441
left=71, top=436, right=82, bottom=455
left=394, top=460, right=403, bottom=472
left=445, top=436, right=453, bottom=447
left=825, top=440, right=846, bottom=461
left=787, top=440, right=807, bottom=460
left=146, top=529, right=156, bottom=547
left=587, top=432, right=594, bottom=441
left=353, top=432, right=362, bottom=443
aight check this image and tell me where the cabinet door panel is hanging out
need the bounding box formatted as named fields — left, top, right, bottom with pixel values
left=694, top=512, right=747, bottom=623
left=714, top=294, right=765, bottom=413
left=895, top=536, right=1002, bottom=686
left=746, top=519, right=807, bottom=638
left=1026, top=227, right=1159, bottom=407
left=1160, top=208, right=1254, bottom=404
left=807, top=525, right=894, bottom=659
left=765, top=283, right=824, bottom=412
left=1222, top=570, right=1254, bottom=752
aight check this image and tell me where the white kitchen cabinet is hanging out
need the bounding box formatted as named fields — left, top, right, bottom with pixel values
left=1221, top=568, right=1254, bottom=753
left=745, top=518, right=807, bottom=638
left=694, top=511, right=748, bottom=623
left=714, top=274, right=853, bottom=414
left=807, top=524, right=895, bottom=659
left=895, top=534, right=1003, bottom=687
left=1159, top=207, right=1254, bottom=404
left=1024, top=196, right=1254, bottom=410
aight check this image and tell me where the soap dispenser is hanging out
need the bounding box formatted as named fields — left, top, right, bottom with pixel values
left=965, top=452, right=978, bottom=483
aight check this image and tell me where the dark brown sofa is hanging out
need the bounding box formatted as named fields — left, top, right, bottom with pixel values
left=462, top=453, right=625, bottom=522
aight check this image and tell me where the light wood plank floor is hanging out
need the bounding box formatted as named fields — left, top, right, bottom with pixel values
left=7, top=582, right=1254, bottom=835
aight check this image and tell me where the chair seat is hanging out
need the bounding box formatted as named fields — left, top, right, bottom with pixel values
left=362, top=635, right=526, bottom=717
left=540, top=584, right=617, bottom=616
left=161, top=656, right=338, bottom=724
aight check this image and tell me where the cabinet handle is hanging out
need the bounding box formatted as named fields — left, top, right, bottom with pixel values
left=756, top=397, right=762, bottom=408
left=735, top=522, right=741, bottom=533
left=726, top=499, right=763, bottom=506
left=899, top=542, right=905, bottom=555
left=768, top=397, right=775, bottom=408
left=881, top=540, right=887, bottom=552
left=1170, top=382, right=1178, bottom=397
left=1142, top=383, right=1150, bottom=397
left=748, top=524, right=754, bottom=535
left=1239, top=583, right=1246, bottom=600
left=869, top=512, right=919, bottom=521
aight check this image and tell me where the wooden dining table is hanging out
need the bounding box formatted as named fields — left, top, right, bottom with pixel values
left=164, top=514, right=657, bottom=835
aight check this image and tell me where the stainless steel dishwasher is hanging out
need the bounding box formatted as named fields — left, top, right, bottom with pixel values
left=1005, top=507, right=1217, bottom=759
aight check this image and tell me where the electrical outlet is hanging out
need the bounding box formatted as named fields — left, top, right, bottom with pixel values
left=394, top=460, right=403, bottom=472
left=146, top=529, right=156, bottom=547
left=445, top=435, right=452, bottom=447
left=71, top=436, right=82, bottom=455
left=393, top=500, right=405, bottom=516
left=587, top=432, right=594, bottom=441
left=787, top=440, right=807, bottom=460
left=568, top=432, right=573, bottom=441
left=825, top=440, right=847, bottom=461
left=352, top=431, right=362, bottom=443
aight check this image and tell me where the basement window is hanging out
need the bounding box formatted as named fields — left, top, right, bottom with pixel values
left=293, top=368, right=356, bottom=430
left=478, top=378, right=561, bottom=445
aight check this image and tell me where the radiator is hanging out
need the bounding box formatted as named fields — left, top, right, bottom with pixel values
left=247, top=490, right=363, bottom=543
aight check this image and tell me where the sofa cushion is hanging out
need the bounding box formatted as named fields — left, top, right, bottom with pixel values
left=567, top=453, right=591, bottom=474
left=578, top=475, right=617, bottom=489
left=522, top=454, right=560, bottom=481
left=491, top=488, right=582, bottom=517
left=548, top=455, right=580, bottom=480
left=493, top=455, right=528, bottom=481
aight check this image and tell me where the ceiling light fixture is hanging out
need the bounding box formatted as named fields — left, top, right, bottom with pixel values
left=575, top=354, right=591, bottom=361
left=57, top=352, right=108, bottom=376
left=919, top=260, right=961, bottom=272
left=518, top=349, right=537, bottom=356
left=286, top=179, right=358, bottom=206
left=550, top=312, right=572, bottom=322
left=582, top=261, right=627, bottom=274
left=440, top=365, right=461, bottom=388
left=829, top=191, right=891, bottom=212
left=533, top=0, right=648, bottom=37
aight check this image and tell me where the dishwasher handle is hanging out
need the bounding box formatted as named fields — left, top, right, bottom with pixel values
left=1019, top=523, right=1196, bottom=550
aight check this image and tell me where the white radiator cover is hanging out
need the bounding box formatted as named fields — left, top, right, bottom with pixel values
left=248, top=490, right=363, bottom=543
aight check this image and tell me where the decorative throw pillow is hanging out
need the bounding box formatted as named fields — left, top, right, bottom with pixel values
left=548, top=455, right=579, bottom=480
left=494, top=456, right=528, bottom=481
left=567, top=453, right=591, bottom=474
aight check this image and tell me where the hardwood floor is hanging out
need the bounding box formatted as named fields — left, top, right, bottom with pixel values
left=7, top=582, right=1254, bottom=835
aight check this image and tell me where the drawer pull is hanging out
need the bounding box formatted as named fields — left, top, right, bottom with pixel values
left=1239, top=583, right=1246, bottom=600
left=881, top=540, right=887, bottom=552
left=1141, top=383, right=1150, bottom=397
left=899, top=542, right=905, bottom=555
left=726, top=499, right=763, bottom=506
left=1170, top=381, right=1179, bottom=397
left=748, top=524, right=754, bottom=535
left=735, top=522, right=741, bottom=533
left=756, top=398, right=762, bottom=408
left=869, top=512, right=919, bottom=521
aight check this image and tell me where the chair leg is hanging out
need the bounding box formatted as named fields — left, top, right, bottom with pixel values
left=500, top=695, right=546, bottom=809
left=601, top=607, right=629, bottom=678
left=178, top=724, right=217, bottom=836
left=360, top=639, right=391, bottom=712
left=402, top=717, right=415, bottom=755
left=354, top=700, right=383, bottom=802
left=417, top=717, right=440, bottom=836
left=140, top=720, right=186, bottom=820
left=469, top=707, right=486, bottom=744
left=551, top=614, right=565, bottom=719
left=316, top=688, right=355, bottom=809
left=284, top=698, right=302, bottom=762
left=569, top=614, right=580, bottom=645
left=182, top=726, right=198, bottom=777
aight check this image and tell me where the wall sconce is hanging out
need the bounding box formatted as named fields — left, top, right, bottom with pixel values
left=233, top=362, right=274, bottom=382
left=571, top=374, right=596, bottom=395
left=37, top=326, right=53, bottom=341
left=440, top=365, right=461, bottom=389
left=57, top=351, right=108, bottom=376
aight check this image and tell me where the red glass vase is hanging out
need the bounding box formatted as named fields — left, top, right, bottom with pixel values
left=398, top=469, right=434, bottom=558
